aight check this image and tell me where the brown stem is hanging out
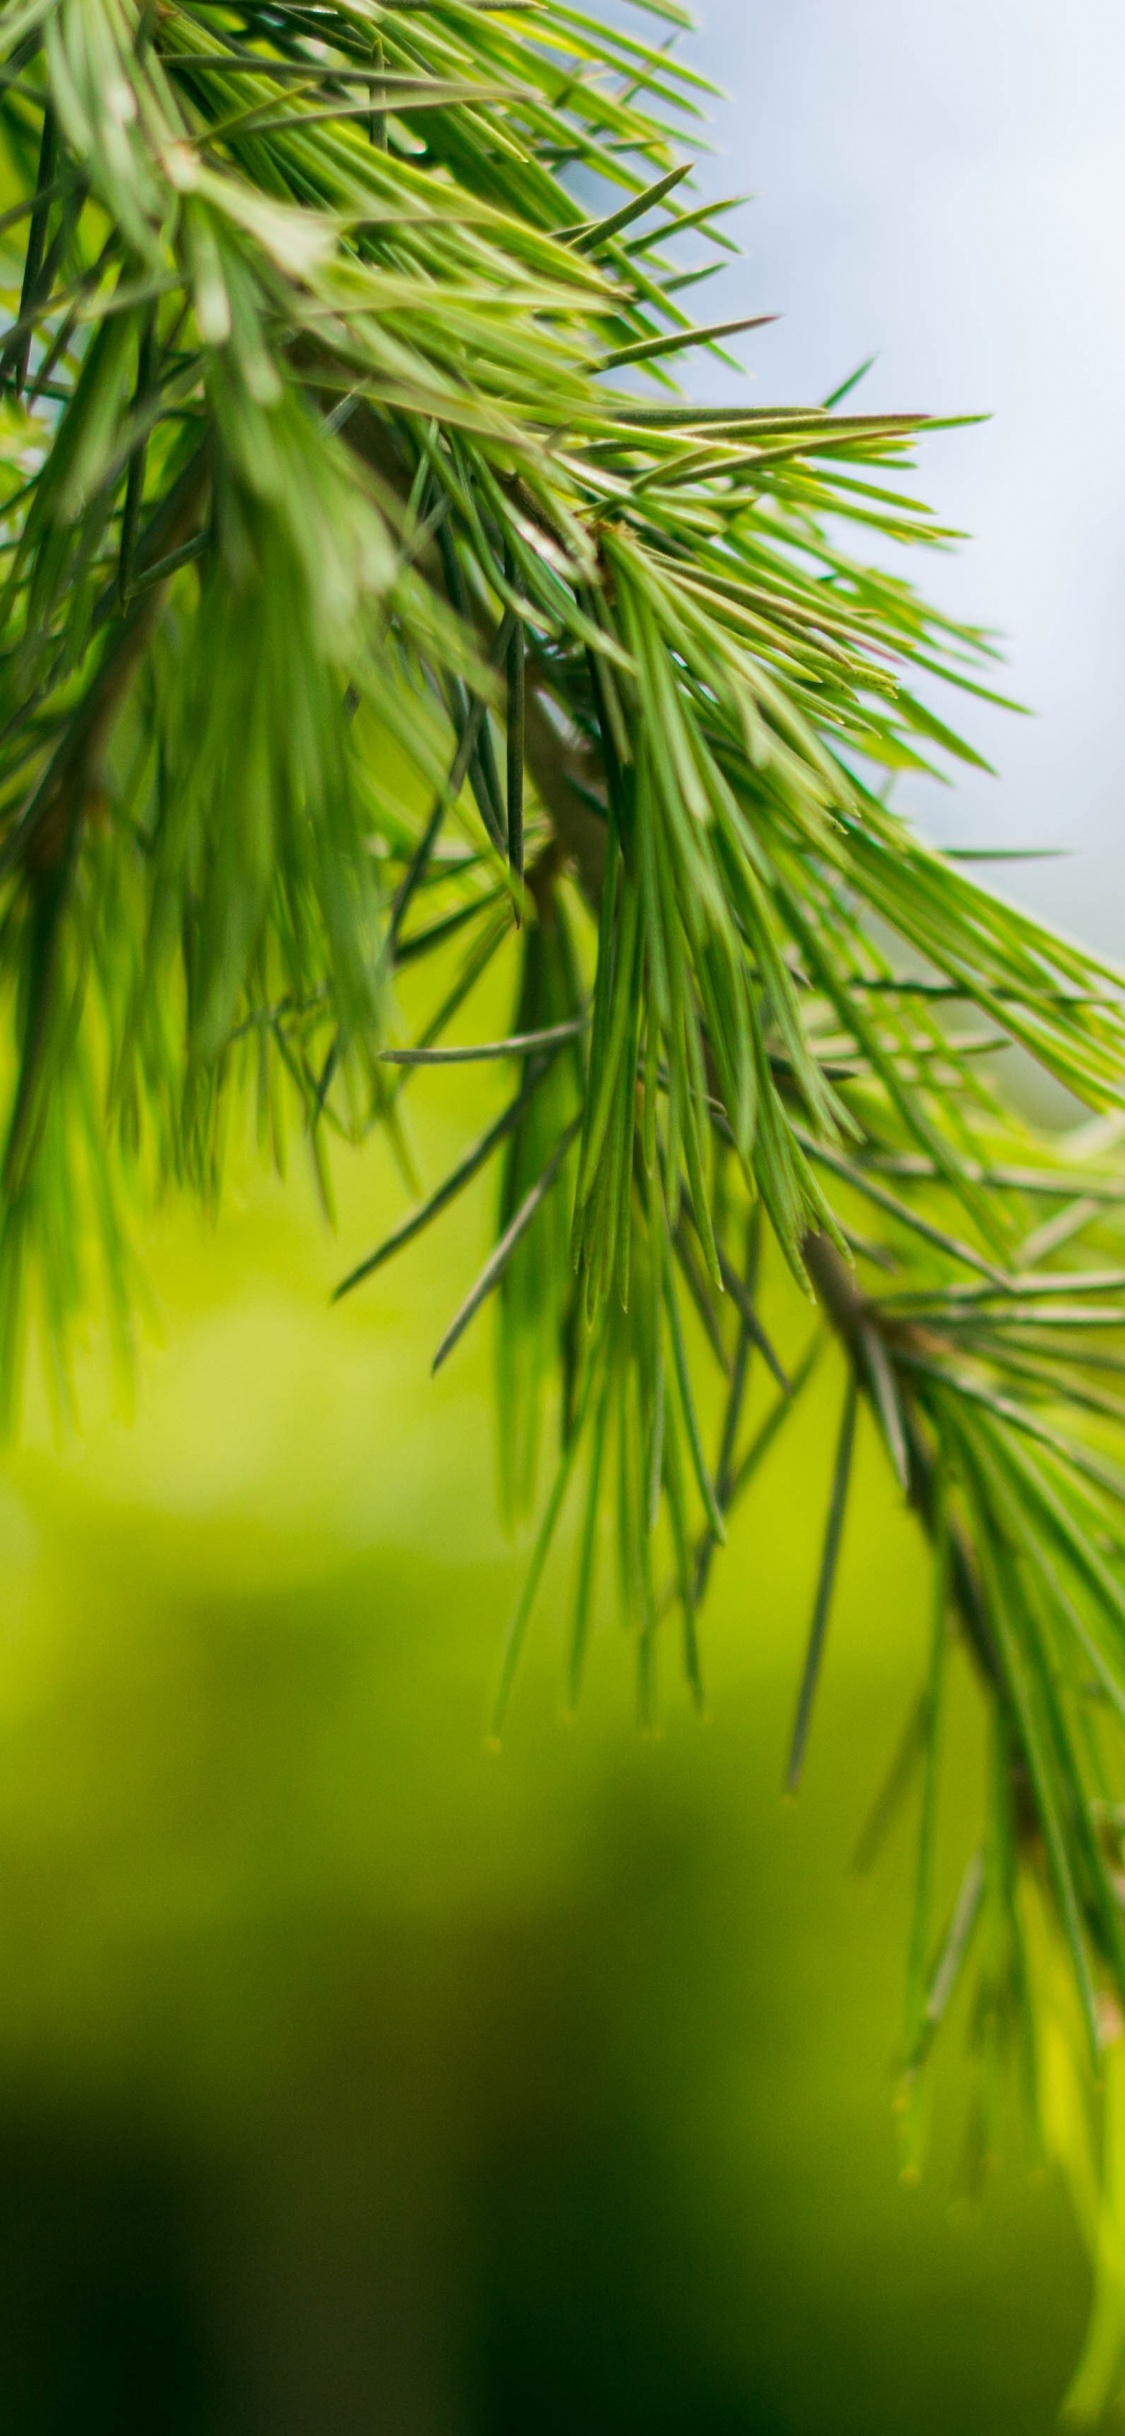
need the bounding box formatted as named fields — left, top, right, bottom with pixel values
left=342, top=405, right=608, bottom=908
left=801, top=1228, right=1002, bottom=1693
left=12, top=448, right=210, bottom=878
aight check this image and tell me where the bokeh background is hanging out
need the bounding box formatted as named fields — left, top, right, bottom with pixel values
left=3, top=4, right=1124, bottom=2429
left=694, top=0, right=1125, bottom=957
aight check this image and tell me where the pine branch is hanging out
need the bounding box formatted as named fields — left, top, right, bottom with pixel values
left=2, top=6, right=1125, bottom=2394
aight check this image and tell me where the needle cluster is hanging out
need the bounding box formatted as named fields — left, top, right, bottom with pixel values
left=4, top=4, right=1125, bottom=2398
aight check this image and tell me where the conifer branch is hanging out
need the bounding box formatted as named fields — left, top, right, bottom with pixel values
left=2, top=5, right=1125, bottom=2396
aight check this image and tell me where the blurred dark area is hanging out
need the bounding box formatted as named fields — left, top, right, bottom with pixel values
left=0, top=1442, right=1091, bottom=2432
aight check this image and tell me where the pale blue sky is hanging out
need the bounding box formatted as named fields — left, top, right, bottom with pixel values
left=675, top=2, right=1125, bottom=955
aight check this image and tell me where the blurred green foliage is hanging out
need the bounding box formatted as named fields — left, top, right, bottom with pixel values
left=0, top=989, right=1095, bottom=2432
